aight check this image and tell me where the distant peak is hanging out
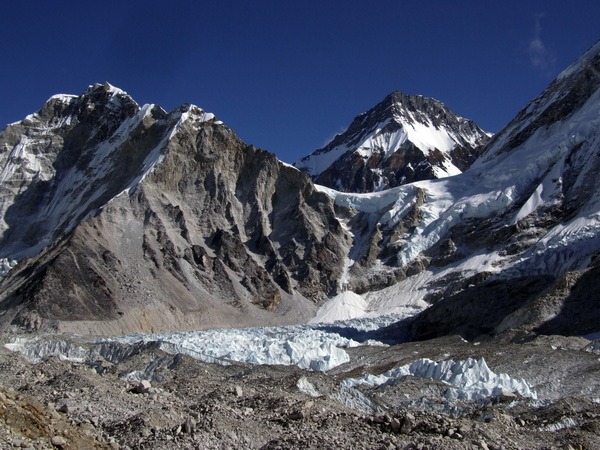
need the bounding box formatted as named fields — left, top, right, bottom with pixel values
left=86, top=82, right=129, bottom=98
left=384, top=91, right=445, bottom=113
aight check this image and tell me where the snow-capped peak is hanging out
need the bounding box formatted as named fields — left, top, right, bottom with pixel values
left=95, top=81, right=128, bottom=97
left=295, top=91, right=490, bottom=193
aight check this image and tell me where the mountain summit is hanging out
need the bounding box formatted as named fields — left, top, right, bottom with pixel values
left=295, top=92, right=490, bottom=192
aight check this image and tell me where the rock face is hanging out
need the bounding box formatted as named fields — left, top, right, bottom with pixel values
left=295, top=92, right=490, bottom=193
left=0, top=83, right=349, bottom=334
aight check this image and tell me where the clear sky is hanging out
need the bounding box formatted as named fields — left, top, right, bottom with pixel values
left=1, top=1, right=598, bottom=164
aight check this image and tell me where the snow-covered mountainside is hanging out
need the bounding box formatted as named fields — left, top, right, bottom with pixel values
left=295, top=92, right=490, bottom=193
left=313, top=41, right=600, bottom=339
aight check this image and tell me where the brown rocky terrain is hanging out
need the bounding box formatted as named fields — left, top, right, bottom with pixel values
left=1, top=332, right=599, bottom=449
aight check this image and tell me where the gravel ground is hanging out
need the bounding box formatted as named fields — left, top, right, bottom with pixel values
left=1, top=332, right=599, bottom=449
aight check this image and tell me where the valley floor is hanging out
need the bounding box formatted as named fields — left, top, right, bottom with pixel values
left=1, top=331, right=600, bottom=449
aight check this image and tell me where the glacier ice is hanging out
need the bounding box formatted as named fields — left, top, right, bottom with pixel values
left=0, top=258, right=17, bottom=277
left=5, top=319, right=394, bottom=372
left=296, top=376, right=321, bottom=397
left=342, top=357, right=537, bottom=401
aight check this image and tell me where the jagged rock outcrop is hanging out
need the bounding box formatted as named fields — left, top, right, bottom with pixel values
left=0, top=83, right=349, bottom=334
left=295, top=92, right=490, bottom=193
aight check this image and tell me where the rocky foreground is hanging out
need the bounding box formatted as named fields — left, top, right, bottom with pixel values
left=1, top=332, right=599, bottom=449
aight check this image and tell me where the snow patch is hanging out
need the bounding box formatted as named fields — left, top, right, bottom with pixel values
left=401, top=116, right=456, bottom=154
left=310, top=291, right=370, bottom=323
left=330, top=385, right=385, bottom=415
left=48, top=94, right=78, bottom=103
left=0, top=258, right=18, bottom=277
left=539, top=417, right=578, bottom=432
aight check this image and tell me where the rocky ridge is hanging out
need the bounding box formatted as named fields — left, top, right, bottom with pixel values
left=0, top=83, right=349, bottom=335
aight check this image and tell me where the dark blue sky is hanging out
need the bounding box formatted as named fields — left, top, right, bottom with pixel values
left=1, top=1, right=598, bottom=163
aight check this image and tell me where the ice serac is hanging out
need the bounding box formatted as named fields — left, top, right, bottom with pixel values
left=342, top=357, right=536, bottom=401
left=0, top=83, right=349, bottom=334
left=314, top=41, right=600, bottom=337
left=295, top=92, right=490, bottom=193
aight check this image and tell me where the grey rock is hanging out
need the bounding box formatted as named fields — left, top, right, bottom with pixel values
left=288, top=410, right=305, bottom=421
left=131, top=380, right=151, bottom=394
left=400, top=413, right=416, bottom=434
left=182, top=417, right=195, bottom=434
left=51, top=435, right=67, bottom=448
left=57, top=403, right=70, bottom=414
left=497, top=391, right=518, bottom=402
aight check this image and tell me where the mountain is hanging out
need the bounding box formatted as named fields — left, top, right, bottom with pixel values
left=0, top=40, right=599, bottom=339
left=312, top=41, right=600, bottom=339
left=0, top=83, right=349, bottom=334
left=294, top=92, right=491, bottom=193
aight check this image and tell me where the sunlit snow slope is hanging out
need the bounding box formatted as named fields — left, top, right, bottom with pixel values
left=313, top=41, right=600, bottom=337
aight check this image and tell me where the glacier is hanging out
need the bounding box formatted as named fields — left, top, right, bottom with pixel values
left=5, top=320, right=536, bottom=404
left=342, top=357, right=537, bottom=401
left=5, top=316, right=403, bottom=372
